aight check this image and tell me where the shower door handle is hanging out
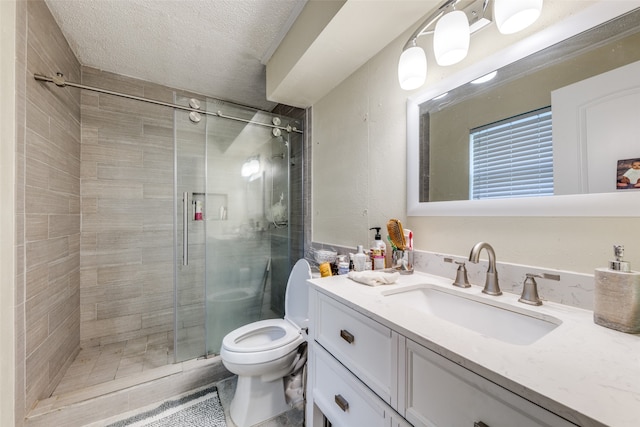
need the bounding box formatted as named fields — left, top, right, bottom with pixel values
left=183, top=192, right=188, bottom=266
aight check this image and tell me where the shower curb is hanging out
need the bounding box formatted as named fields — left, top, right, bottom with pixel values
left=25, top=356, right=231, bottom=427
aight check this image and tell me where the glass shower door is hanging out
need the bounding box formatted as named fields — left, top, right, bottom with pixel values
left=175, top=96, right=207, bottom=362
left=174, top=96, right=294, bottom=362
left=203, top=105, right=291, bottom=355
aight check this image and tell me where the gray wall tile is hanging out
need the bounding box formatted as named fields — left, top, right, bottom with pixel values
left=18, top=0, right=81, bottom=415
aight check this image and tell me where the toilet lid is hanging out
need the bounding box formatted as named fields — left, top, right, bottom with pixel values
left=284, top=259, right=312, bottom=330
left=221, top=318, right=301, bottom=353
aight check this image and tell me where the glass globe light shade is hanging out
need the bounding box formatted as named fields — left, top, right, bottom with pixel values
left=241, top=159, right=260, bottom=177
left=398, top=45, right=427, bottom=90
left=494, top=0, right=543, bottom=35
left=433, top=10, right=470, bottom=66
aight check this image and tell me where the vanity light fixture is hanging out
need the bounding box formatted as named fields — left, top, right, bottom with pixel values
left=494, top=0, right=543, bottom=34
left=398, top=41, right=428, bottom=90
left=398, top=0, right=543, bottom=90
left=433, top=9, right=470, bottom=66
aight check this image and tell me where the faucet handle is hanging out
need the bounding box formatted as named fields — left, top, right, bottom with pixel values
left=519, top=273, right=560, bottom=306
left=519, top=274, right=542, bottom=306
left=453, top=261, right=471, bottom=288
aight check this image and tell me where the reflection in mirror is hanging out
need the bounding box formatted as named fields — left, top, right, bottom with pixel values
left=419, top=8, right=640, bottom=202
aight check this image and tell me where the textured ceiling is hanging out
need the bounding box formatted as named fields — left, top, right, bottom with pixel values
left=45, top=0, right=307, bottom=111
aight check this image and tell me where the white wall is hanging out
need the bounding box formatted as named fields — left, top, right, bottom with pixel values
left=312, top=3, right=640, bottom=275
left=0, top=1, right=16, bottom=424
left=312, top=46, right=408, bottom=249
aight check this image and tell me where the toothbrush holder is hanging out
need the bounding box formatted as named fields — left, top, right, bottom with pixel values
left=392, top=248, right=414, bottom=275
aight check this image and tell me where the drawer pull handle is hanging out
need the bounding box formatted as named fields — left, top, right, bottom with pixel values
left=474, top=422, right=489, bottom=427
left=334, top=394, right=349, bottom=412
left=340, top=329, right=355, bottom=344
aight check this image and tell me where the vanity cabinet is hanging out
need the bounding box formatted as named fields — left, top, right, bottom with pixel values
left=308, top=287, right=577, bottom=427
left=402, top=338, right=575, bottom=427
left=311, top=342, right=411, bottom=427
left=314, top=292, right=397, bottom=403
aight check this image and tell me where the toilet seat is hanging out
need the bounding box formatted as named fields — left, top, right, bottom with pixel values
left=223, top=318, right=300, bottom=353
left=221, top=258, right=312, bottom=364
left=221, top=318, right=303, bottom=365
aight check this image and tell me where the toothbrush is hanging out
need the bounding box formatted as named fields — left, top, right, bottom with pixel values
left=404, top=229, right=413, bottom=250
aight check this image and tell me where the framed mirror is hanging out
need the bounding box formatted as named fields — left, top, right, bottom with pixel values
left=407, top=2, right=640, bottom=216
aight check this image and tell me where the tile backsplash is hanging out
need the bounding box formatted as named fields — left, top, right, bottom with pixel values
left=413, top=251, right=595, bottom=311
left=311, top=243, right=595, bottom=311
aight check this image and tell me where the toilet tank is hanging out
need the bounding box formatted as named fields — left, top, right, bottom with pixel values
left=284, top=259, right=312, bottom=329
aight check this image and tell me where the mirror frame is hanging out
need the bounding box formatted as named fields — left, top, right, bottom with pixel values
left=407, top=1, right=640, bottom=217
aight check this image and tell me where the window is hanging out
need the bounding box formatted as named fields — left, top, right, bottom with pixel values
left=470, top=107, right=553, bottom=200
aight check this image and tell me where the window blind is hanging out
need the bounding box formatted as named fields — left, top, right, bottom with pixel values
left=470, top=107, right=553, bottom=200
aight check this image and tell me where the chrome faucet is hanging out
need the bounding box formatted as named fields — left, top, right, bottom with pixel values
left=468, top=242, right=502, bottom=296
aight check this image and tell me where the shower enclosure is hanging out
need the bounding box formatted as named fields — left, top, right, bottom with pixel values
left=174, top=96, right=302, bottom=361
left=33, top=70, right=303, bottom=389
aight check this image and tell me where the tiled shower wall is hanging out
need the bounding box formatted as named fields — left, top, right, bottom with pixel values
left=15, top=0, right=82, bottom=418
left=79, top=67, right=180, bottom=348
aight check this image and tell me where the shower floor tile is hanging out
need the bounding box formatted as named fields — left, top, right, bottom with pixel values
left=53, top=333, right=174, bottom=397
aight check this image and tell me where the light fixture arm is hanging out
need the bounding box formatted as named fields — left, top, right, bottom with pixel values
left=402, top=0, right=460, bottom=51
left=402, top=0, right=491, bottom=51
left=398, top=0, right=539, bottom=90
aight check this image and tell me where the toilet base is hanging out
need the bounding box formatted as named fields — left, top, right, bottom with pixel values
left=230, top=375, right=290, bottom=427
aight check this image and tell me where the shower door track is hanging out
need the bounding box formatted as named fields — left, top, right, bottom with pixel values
left=34, top=72, right=303, bottom=134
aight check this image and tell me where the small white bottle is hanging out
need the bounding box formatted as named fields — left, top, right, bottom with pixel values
left=353, top=245, right=367, bottom=272
left=337, top=254, right=350, bottom=275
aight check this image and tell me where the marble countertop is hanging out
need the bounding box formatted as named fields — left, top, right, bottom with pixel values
left=308, top=271, right=640, bottom=427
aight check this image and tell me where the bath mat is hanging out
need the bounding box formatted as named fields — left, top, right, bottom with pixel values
left=107, top=386, right=226, bottom=427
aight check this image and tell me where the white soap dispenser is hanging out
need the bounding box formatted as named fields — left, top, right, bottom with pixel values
left=369, top=227, right=386, bottom=270
left=594, top=244, right=640, bottom=333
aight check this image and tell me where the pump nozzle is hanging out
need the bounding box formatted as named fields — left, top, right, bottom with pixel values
left=610, top=244, right=631, bottom=272
left=369, top=227, right=382, bottom=240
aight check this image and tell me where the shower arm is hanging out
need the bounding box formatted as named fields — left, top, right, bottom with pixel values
left=33, top=73, right=303, bottom=134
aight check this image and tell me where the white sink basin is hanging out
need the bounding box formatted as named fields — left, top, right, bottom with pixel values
left=383, top=285, right=560, bottom=345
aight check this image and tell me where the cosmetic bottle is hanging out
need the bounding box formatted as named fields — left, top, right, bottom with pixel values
left=594, top=244, right=640, bottom=333
left=353, top=245, right=367, bottom=272
left=194, top=200, right=203, bottom=220
left=370, top=227, right=386, bottom=270
left=337, top=255, right=349, bottom=275
left=319, top=262, right=332, bottom=277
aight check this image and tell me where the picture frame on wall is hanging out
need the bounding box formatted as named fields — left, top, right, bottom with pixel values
left=616, top=158, right=640, bottom=190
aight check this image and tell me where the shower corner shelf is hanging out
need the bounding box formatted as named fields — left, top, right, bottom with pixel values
left=191, top=192, right=228, bottom=221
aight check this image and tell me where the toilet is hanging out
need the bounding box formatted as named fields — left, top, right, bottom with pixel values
left=220, top=259, right=311, bottom=427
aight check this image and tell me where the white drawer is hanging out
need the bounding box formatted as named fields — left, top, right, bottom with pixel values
left=312, top=342, right=391, bottom=427
left=314, top=292, right=394, bottom=402
left=403, top=339, right=577, bottom=427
